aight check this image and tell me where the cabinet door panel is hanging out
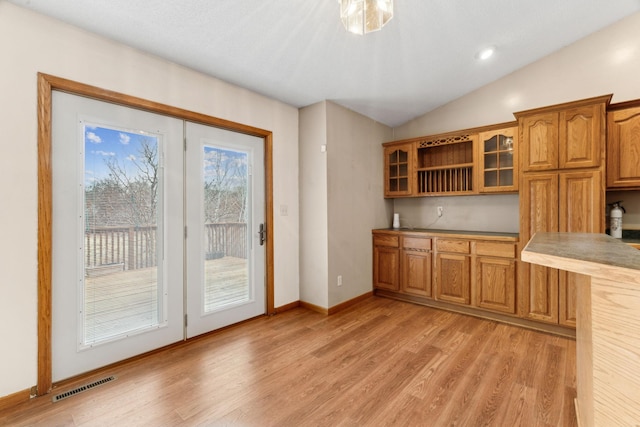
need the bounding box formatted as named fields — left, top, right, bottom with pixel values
left=607, top=106, right=640, bottom=188
left=401, top=250, right=432, bottom=297
left=476, top=257, right=516, bottom=314
left=478, top=127, right=518, bottom=193
left=374, top=246, right=399, bottom=291
left=436, top=239, right=470, bottom=254
left=559, top=104, right=603, bottom=169
left=436, top=253, right=470, bottom=305
left=520, top=173, right=559, bottom=240
left=384, top=143, right=414, bottom=197
left=526, top=263, right=559, bottom=323
left=559, top=271, right=584, bottom=327
left=559, top=170, right=603, bottom=327
left=559, top=170, right=603, bottom=234
left=520, top=173, right=559, bottom=323
left=373, top=234, right=400, bottom=248
left=521, top=113, right=558, bottom=171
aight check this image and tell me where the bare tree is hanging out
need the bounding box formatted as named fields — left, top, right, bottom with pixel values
left=203, top=149, right=247, bottom=224
left=102, top=137, right=158, bottom=227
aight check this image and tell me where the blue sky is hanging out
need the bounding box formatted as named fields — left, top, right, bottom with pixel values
left=84, top=124, right=158, bottom=187
left=84, top=124, right=249, bottom=188
left=203, top=145, right=247, bottom=186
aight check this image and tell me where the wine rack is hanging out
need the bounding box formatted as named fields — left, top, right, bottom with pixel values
left=416, top=134, right=475, bottom=194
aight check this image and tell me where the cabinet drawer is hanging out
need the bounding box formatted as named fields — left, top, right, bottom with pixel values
left=475, top=241, right=516, bottom=258
left=436, top=239, right=470, bottom=254
left=373, top=234, right=399, bottom=248
left=402, top=237, right=431, bottom=251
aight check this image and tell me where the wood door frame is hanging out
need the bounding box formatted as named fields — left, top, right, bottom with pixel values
left=37, top=73, right=275, bottom=396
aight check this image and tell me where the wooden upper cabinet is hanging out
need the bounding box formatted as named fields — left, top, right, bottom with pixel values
left=415, top=133, right=477, bottom=195
left=383, top=142, right=414, bottom=197
left=520, top=112, right=559, bottom=172
left=517, top=95, right=610, bottom=173
left=607, top=103, right=640, bottom=188
left=559, top=103, right=604, bottom=169
left=478, top=125, right=518, bottom=193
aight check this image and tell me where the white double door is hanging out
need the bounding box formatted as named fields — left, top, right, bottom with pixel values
left=52, top=92, right=265, bottom=381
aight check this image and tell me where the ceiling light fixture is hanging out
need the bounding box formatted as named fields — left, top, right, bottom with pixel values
left=477, top=47, right=495, bottom=61
left=338, top=0, right=393, bottom=35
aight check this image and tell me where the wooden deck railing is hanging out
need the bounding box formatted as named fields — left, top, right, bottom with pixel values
left=85, top=223, right=247, bottom=271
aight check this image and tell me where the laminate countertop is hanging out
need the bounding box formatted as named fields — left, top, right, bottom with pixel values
left=374, top=228, right=519, bottom=241
left=522, top=232, right=640, bottom=286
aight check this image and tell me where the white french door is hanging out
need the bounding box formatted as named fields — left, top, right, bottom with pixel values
left=51, top=92, right=184, bottom=381
left=51, top=93, right=266, bottom=381
left=185, top=122, right=266, bottom=338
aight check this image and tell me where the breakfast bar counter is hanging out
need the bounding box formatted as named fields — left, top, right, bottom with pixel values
left=522, top=232, right=640, bottom=427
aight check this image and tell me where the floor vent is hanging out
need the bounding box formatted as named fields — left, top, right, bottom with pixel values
left=52, top=376, right=116, bottom=402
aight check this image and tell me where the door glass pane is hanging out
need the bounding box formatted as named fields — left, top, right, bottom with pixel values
left=484, top=153, right=498, bottom=169
left=82, top=124, right=164, bottom=347
left=484, top=171, right=498, bottom=187
left=499, top=152, right=514, bottom=168
left=389, top=164, right=399, bottom=178
left=399, top=177, right=408, bottom=191
left=499, top=170, right=514, bottom=186
left=484, top=136, right=497, bottom=152
left=202, top=145, right=249, bottom=312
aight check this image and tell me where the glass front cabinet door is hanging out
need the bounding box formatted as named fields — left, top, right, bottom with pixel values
left=384, top=142, right=414, bottom=197
left=478, top=126, right=518, bottom=193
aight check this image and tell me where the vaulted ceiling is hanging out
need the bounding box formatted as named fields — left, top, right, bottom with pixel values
left=9, top=0, right=640, bottom=126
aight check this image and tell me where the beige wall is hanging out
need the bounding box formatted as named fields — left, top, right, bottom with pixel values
left=326, top=102, right=392, bottom=307
left=299, top=101, right=392, bottom=309
left=299, top=102, right=329, bottom=307
left=393, top=12, right=640, bottom=231
left=0, top=2, right=299, bottom=398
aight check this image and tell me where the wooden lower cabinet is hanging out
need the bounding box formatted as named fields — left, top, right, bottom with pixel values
left=400, top=236, right=432, bottom=297
left=519, top=173, right=560, bottom=323
left=476, top=256, right=516, bottom=314
left=373, top=231, right=526, bottom=329
left=558, top=170, right=602, bottom=328
left=559, top=271, right=584, bottom=328
left=521, top=264, right=559, bottom=323
left=435, top=252, right=471, bottom=305
left=373, top=234, right=400, bottom=291
left=519, top=169, right=603, bottom=328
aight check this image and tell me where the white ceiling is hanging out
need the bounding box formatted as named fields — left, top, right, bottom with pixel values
left=10, top=0, right=640, bottom=127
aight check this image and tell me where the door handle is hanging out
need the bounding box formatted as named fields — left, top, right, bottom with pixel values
left=258, top=223, right=266, bottom=246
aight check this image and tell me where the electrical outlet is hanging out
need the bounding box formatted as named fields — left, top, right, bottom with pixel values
left=337, top=275, right=343, bottom=286
left=437, top=206, right=443, bottom=217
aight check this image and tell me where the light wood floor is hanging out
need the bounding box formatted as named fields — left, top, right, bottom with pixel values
left=2, top=297, right=577, bottom=426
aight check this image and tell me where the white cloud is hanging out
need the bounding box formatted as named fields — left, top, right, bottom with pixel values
left=86, top=131, right=101, bottom=144
left=127, top=154, right=137, bottom=161
left=95, top=150, right=115, bottom=157
left=119, top=133, right=131, bottom=145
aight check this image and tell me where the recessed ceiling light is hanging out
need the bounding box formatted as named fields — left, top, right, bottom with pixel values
left=477, top=47, right=495, bottom=61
